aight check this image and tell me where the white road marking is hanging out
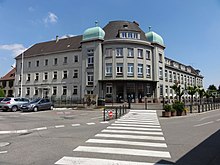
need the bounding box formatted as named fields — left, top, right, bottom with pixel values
left=86, top=139, right=167, bottom=148
left=55, top=156, right=168, bottom=165
left=102, top=129, right=163, bottom=135
left=112, top=123, right=161, bottom=128
left=33, top=127, right=48, bottom=131
left=55, top=125, right=65, bottom=128
left=0, top=131, right=13, bottom=134
left=16, top=130, right=29, bottom=134
left=95, top=133, right=165, bottom=141
left=0, top=151, right=8, bottom=154
left=115, top=121, right=160, bottom=125
left=87, top=122, right=95, bottom=125
left=74, top=146, right=171, bottom=158
left=194, top=121, right=214, bottom=127
left=107, top=126, right=162, bottom=131
left=71, top=124, right=80, bottom=127
left=100, top=121, right=109, bottom=124
left=216, top=119, right=220, bottom=122
left=118, top=119, right=159, bottom=123
left=199, top=113, right=220, bottom=121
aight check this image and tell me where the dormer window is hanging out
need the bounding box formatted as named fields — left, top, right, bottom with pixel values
left=120, top=31, right=140, bottom=39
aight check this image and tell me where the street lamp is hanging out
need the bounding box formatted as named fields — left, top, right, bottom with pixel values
left=20, top=52, right=24, bottom=97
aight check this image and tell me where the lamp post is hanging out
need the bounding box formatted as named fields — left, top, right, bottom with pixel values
left=20, top=52, right=24, bottom=97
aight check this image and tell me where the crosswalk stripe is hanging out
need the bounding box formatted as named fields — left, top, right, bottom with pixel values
left=86, top=139, right=167, bottom=148
left=130, top=110, right=156, bottom=113
left=112, top=123, right=161, bottom=128
left=115, top=121, right=160, bottom=125
left=107, top=126, right=162, bottom=131
left=101, top=129, right=163, bottom=135
left=95, top=133, right=165, bottom=141
left=55, top=156, right=169, bottom=165
left=74, top=146, right=171, bottom=158
left=119, top=119, right=159, bottom=122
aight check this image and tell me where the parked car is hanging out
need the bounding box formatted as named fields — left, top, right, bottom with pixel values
left=0, top=97, right=4, bottom=102
left=20, top=98, right=54, bottom=112
left=0, top=97, right=30, bottom=112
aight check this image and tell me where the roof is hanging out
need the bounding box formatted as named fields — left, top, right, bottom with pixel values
left=0, top=68, right=16, bottom=81
left=103, top=20, right=147, bottom=41
left=83, top=26, right=105, bottom=41
left=16, top=35, right=82, bottom=59
left=145, top=31, right=164, bottom=45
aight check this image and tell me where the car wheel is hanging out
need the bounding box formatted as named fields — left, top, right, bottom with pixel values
left=50, top=105, right=54, bottom=110
left=33, top=107, right=38, bottom=112
left=11, top=106, right=18, bottom=112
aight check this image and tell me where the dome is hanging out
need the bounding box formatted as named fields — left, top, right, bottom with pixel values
left=83, top=22, right=105, bottom=41
left=145, top=27, right=164, bottom=45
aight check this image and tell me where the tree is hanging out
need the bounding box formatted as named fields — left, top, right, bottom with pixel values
left=187, top=86, right=198, bottom=103
left=197, top=88, right=205, bottom=105
left=171, top=82, right=184, bottom=102
left=0, top=87, right=5, bottom=97
left=207, top=84, right=217, bottom=91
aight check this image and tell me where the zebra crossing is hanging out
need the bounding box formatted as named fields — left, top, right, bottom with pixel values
left=55, top=110, right=171, bottom=165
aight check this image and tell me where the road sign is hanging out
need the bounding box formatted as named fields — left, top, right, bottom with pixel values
left=108, top=111, right=113, bottom=119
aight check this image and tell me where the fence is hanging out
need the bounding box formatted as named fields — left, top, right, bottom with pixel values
left=103, top=105, right=128, bottom=121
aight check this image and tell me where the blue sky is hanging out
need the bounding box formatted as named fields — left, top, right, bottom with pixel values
left=0, top=0, right=220, bottom=88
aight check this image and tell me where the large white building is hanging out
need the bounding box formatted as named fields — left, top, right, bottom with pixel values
left=15, top=20, right=203, bottom=103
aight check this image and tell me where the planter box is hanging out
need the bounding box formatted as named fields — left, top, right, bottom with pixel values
left=171, top=111, right=176, bottom=116
left=177, top=111, right=187, bottom=116
left=162, top=111, right=171, bottom=117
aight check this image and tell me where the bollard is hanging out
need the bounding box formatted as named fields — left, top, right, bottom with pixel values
left=103, top=108, right=105, bottom=121
left=115, top=107, right=118, bottom=119
left=119, top=106, right=121, bottom=117
left=198, top=104, right=200, bottom=113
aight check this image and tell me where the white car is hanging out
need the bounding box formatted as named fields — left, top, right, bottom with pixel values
left=0, top=97, right=30, bottom=112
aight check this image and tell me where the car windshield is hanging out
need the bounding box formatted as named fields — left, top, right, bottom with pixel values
left=30, top=98, right=41, bottom=104
left=2, top=98, right=11, bottom=102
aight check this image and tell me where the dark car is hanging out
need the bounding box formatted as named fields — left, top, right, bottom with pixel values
left=20, top=98, right=54, bottom=112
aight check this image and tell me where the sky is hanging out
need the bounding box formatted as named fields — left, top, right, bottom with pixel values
left=0, top=0, right=220, bottom=88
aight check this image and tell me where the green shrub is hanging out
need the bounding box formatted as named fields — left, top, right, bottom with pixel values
left=0, top=88, right=5, bottom=97
left=172, top=101, right=184, bottom=112
left=164, top=104, right=172, bottom=112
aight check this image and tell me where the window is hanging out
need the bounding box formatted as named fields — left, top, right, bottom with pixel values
left=35, top=73, right=39, bottom=81
left=181, top=74, right=184, bottom=84
left=127, top=48, right=134, bottom=57
left=146, top=50, right=150, bottom=60
left=63, top=70, right=68, bottom=79
left=87, top=72, right=94, bottom=86
left=105, top=48, right=112, bottom=57
left=159, top=67, right=163, bottom=79
left=165, top=70, right=168, bottom=81
left=137, top=49, right=143, bottom=58
left=106, top=84, right=112, bottom=94
left=116, top=48, right=123, bottom=57
left=53, top=71, right=57, bottom=79
left=36, top=60, right=39, bottom=67
left=74, top=55, right=78, bottom=62
left=44, top=72, right=48, bottom=80
left=28, top=62, right=31, bottom=68
left=159, top=53, right=163, bottom=62
left=146, top=65, right=151, bottom=77
left=165, top=86, right=168, bottom=95
left=45, top=59, right=48, bottom=66
left=116, top=63, right=123, bottom=76
left=159, top=85, right=163, bottom=97
left=34, top=88, right=38, bottom=95
left=19, top=75, right=21, bottom=82
left=87, top=49, right=94, bottom=67
left=173, top=72, right=176, bottom=82
left=53, top=86, right=57, bottom=95
left=87, top=90, right=93, bottom=94
left=127, top=63, right=134, bottom=76
left=63, top=57, right=68, bottom=64
left=62, top=86, right=67, bottom=95
left=120, top=31, right=140, bottom=39
left=73, top=70, right=78, bottom=78
left=105, top=63, right=112, bottom=76
left=18, top=88, right=21, bottom=96
left=54, top=58, right=58, bottom=65
left=121, top=32, right=127, bottom=38
left=169, top=71, right=172, bottom=82
left=27, top=74, right=30, bottom=81
left=138, top=64, right=143, bottom=77
left=73, top=86, right=77, bottom=95
left=26, top=87, right=30, bottom=96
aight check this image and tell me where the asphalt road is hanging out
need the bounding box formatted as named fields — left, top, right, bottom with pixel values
left=0, top=108, right=220, bottom=165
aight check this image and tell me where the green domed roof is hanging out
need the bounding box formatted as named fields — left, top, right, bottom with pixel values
left=145, top=27, right=164, bottom=45
left=83, top=22, right=105, bottom=41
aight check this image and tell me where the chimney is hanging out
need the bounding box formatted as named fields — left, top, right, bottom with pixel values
left=56, top=35, right=59, bottom=43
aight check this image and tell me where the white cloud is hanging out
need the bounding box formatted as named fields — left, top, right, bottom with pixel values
left=28, top=6, right=35, bottom=12
left=60, top=34, right=75, bottom=39
left=44, top=12, right=58, bottom=24
left=0, top=44, right=26, bottom=57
